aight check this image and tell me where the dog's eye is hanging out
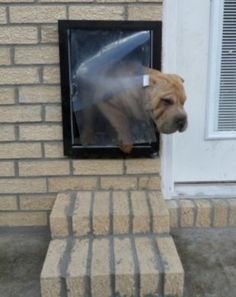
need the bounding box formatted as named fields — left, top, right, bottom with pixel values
left=161, top=98, right=173, bottom=106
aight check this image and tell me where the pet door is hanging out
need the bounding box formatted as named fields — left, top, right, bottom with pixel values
left=59, top=20, right=162, bottom=158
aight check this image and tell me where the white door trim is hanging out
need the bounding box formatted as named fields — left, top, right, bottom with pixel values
left=161, top=0, right=178, bottom=199
left=161, top=0, right=236, bottom=199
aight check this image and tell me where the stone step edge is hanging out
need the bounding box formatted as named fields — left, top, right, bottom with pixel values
left=40, top=234, right=184, bottom=297
left=167, top=197, right=236, bottom=229
left=50, top=190, right=170, bottom=238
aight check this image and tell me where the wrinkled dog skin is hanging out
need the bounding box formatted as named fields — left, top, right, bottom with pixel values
left=146, top=68, right=187, bottom=135
left=96, top=67, right=188, bottom=153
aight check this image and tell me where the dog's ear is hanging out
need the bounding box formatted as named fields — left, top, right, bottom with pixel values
left=144, top=67, right=166, bottom=88
left=172, top=74, right=184, bottom=83
left=176, top=75, right=184, bottom=83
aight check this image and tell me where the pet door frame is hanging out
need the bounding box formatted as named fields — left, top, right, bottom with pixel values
left=58, top=20, right=162, bottom=158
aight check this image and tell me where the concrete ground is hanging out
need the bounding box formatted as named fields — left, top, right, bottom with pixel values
left=172, top=228, right=236, bottom=297
left=0, top=227, right=50, bottom=297
left=0, top=227, right=236, bottom=297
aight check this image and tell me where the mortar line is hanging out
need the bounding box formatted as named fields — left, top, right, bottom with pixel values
left=59, top=236, right=73, bottom=297
left=109, top=190, right=116, bottom=296
left=128, top=191, right=133, bottom=234
left=128, top=191, right=140, bottom=297
left=89, top=191, right=95, bottom=235
left=66, top=5, right=69, bottom=19
left=130, top=235, right=140, bottom=297
left=16, top=194, right=21, bottom=210
left=124, top=3, right=128, bottom=20
left=15, top=87, right=19, bottom=104
left=85, top=235, right=93, bottom=297
left=14, top=159, right=19, bottom=177
left=146, top=191, right=153, bottom=233
left=67, top=191, right=76, bottom=236
left=151, top=235, right=165, bottom=296
left=5, top=6, right=10, bottom=24
left=37, top=26, right=41, bottom=44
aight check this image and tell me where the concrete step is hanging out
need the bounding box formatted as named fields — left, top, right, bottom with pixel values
left=50, top=190, right=170, bottom=238
left=41, top=234, right=184, bottom=297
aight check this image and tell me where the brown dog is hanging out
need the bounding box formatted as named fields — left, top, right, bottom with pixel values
left=96, top=67, right=187, bottom=153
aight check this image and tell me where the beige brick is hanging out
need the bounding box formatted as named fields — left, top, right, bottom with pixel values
left=15, top=45, right=59, bottom=65
left=138, top=175, right=161, bottom=190
left=19, top=86, right=61, bottom=103
left=19, top=160, right=70, bottom=176
left=10, top=6, right=66, bottom=23
left=195, top=199, right=211, bottom=227
left=0, top=87, right=15, bottom=104
left=131, top=191, right=150, bottom=233
left=135, top=237, right=159, bottom=296
left=125, top=158, right=160, bottom=174
left=167, top=199, right=179, bottom=229
left=48, top=176, right=97, bottom=192
left=179, top=199, right=195, bottom=227
left=0, top=161, right=15, bottom=177
left=0, top=178, right=46, bottom=194
left=148, top=191, right=170, bottom=233
left=73, top=192, right=92, bottom=236
left=41, top=25, right=58, bottom=43
left=0, top=47, right=11, bottom=65
left=0, top=178, right=47, bottom=194
left=156, top=236, right=184, bottom=297
left=93, top=191, right=110, bottom=235
left=128, top=4, right=162, bottom=20
left=98, top=0, right=135, bottom=2
left=213, top=199, right=228, bottom=227
left=114, top=237, right=135, bottom=296
left=137, top=0, right=163, bottom=2
left=19, top=194, right=55, bottom=210
left=0, top=196, right=17, bottom=210
left=0, top=0, right=33, bottom=2
left=50, top=193, right=71, bottom=237
left=0, top=26, right=38, bottom=44
left=19, top=124, right=62, bottom=141
left=0, top=125, right=16, bottom=141
left=0, top=7, right=6, bottom=23
left=0, top=143, right=42, bottom=159
left=91, top=238, right=111, bottom=297
left=0, top=105, right=42, bottom=123
left=43, top=66, right=60, bottom=83
left=66, top=239, right=89, bottom=297
left=0, top=211, right=47, bottom=226
left=45, top=105, right=62, bottom=122
left=44, top=142, right=64, bottom=158
left=69, top=5, right=124, bottom=20
left=73, top=160, right=123, bottom=175
left=100, top=176, right=137, bottom=190
left=112, top=191, right=129, bottom=234
left=228, top=199, right=236, bottom=226
left=41, top=0, right=92, bottom=2
left=41, top=239, right=67, bottom=297
left=0, top=67, right=39, bottom=85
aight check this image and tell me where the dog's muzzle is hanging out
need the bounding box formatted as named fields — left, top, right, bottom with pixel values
left=175, top=114, right=187, bottom=132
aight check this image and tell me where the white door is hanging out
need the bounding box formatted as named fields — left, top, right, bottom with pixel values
left=162, top=0, right=236, bottom=198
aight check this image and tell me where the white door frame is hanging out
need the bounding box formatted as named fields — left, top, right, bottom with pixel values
left=161, top=0, right=236, bottom=199
left=161, top=0, right=179, bottom=199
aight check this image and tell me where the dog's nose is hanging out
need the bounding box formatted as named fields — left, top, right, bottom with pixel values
left=176, top=116, right=187, bottom=131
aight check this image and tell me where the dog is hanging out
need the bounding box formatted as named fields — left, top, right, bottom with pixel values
left=94, top=66, right=187, bottom=153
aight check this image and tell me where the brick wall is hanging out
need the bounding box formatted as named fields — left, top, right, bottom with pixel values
left=0, top=0, right=163, bottom=226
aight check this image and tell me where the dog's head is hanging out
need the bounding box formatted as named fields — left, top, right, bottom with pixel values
left=146, top=69, right=188, bottom=134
